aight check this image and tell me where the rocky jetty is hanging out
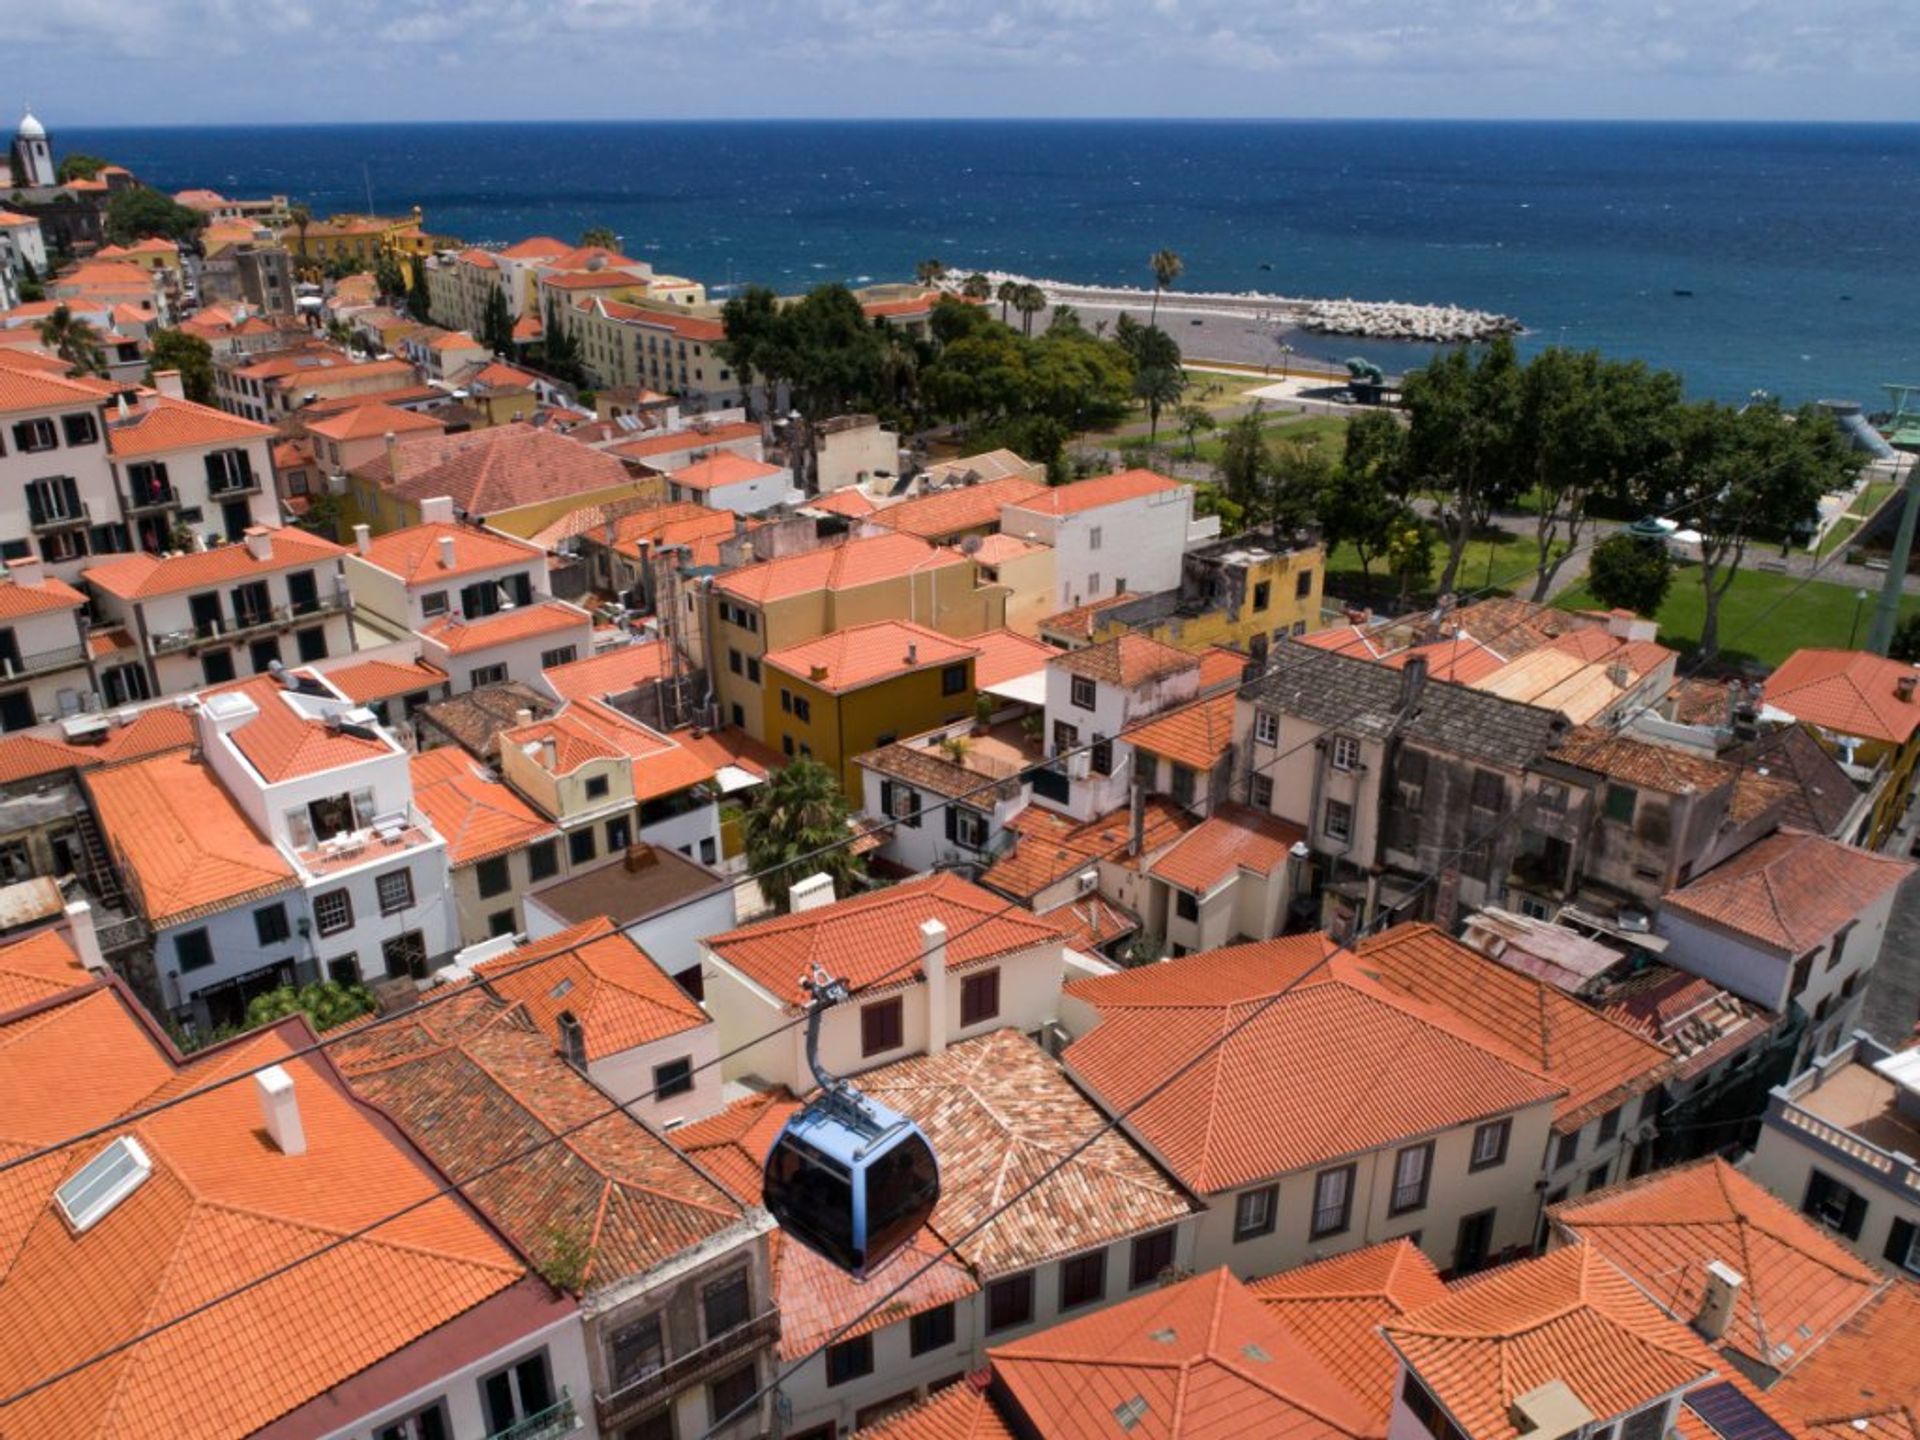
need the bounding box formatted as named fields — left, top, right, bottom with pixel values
left=1299, top=298, right=1520, bottom=342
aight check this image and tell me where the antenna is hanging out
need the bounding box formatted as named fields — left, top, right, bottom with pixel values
left=362, top=162, right=375, bottom=219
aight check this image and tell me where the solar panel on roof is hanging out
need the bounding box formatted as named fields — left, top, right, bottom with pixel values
left=1686, top=1382, right=1795, bottom=1440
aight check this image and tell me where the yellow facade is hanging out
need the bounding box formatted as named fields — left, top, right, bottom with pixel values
left=1087, top=542, right=1327, bottom=653
left=292, top=209, right=445, bottom=279
left=763, top=659, right=978, bottom=799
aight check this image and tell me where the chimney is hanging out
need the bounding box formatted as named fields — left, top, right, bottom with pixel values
left=352, top=522, right=371, bottom=556
left=1899, top=674, right=1918, bottom=705
left=906, top=641, right=918, bottom=665
left=810, top=664, right=829, bottom=683
left=384, top=431, right=399, bottom=478
left=243, top=526, right=272, bottom=562
left=255, top=1065, right=307, bottom=1156
left=541, top=736, right=558, bottom=770
left=557, top=1011, right=587, bottom=1070
left=788, top=872, right=837, bottom=913
left=1398, top=654, right=1429, bottom=713
left=921, top=918, right=949, bottom=1055
left=1606, top=661, right=1631, bottom=689
left=153, top=368, right=185, bottom=400
left=1694, top=1259, right=1744, bottom=1342
left=514, top=707, right=534, bottom=726
left=7, top=557, right=44, bottom=590
left=64, top=900, right=106, bottom=973
left=1129, top=766, right=1147, bottom=858
left=437, top=534, right=456, bottom=569
left=420, top=495, right=455, bottom=525
left=625, top=843, right=658, bottom=873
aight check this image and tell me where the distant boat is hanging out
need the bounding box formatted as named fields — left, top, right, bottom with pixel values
left=1258, top=263, right=1273, bottom=272
left=1672, top=288, right=1694, bottom=298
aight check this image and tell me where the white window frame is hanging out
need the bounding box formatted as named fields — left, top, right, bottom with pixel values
left=1331, top=735, right=1361, bottom=772
left=1324, top=799, right=1353, bottom=843
left=1254, top=711, right=1279, bottom=747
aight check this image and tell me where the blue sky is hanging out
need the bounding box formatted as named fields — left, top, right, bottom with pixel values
left=19, top=0, right=1920, bottom=124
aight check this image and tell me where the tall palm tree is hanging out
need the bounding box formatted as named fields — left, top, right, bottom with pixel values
left=914, top=257, right=948, bottom=288
left=739, top=757, right=865, bottom=912
left=1148, top=248, right=1184, bottom=331
left=996, top=279, right=1022, bottom=326
left=37, top=305, right=105, bottom=377
left=288, top=203, right=311, bottom=263
left=1015, top=284, right=1047, bottom=337
left=961, top=272, right=992, bottom=303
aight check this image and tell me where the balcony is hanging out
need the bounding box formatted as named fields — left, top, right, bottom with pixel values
left=207, top=471, right=262, bottom=498
left=149, top=589, right=351, bottom=655
left=28, top=501, right=89, bottom=533
left=124, top=485, right=178, bottom=513
left=594, top=1309, right=777, bottom=1436
left=0, top=643, right=88, bottom=680
left=485, top=1390, right=580, bottom=1440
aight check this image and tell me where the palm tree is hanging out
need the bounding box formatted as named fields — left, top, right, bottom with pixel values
left=37, top=305, right=105, bottom=377
left=996, top=279, right=1019, bottom=325
left=1014, top=283, right=1047, bottom=337
left=580, top=226, right=619, bottom=250
left=961, top=272, right=992, bottom=302
left=288, top=203, right=312, bottom=267
left=1135, top=363, right=1186, bottom=446
left=1148, top=248, right=1184, bottom=331
left=740, top=757, right=865, bottom=912
left=914, top=257, right=948, bottom=288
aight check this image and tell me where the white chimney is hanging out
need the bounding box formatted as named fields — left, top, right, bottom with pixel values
left=541, top=736, right=558, bottom=770
left=420, top=495, right=456, bottom=525
left=1695, top=1259, right=1744, bottom=1342
left=352, top=522, right=371, bottom=556
left=7, top=557, right=44, bottom=590
left=437, top=534, right=456, bottom=569
left=64, top=900, right=106, bottom=973
left=243, top=526, right=273, bottom=562
left=514, top=707, right=534, bottom=726
left=153, top=368, right=185, bottom=400
left=255, top=1064, right=307, bottom=1156
left=921, top=917, right=949, bottom=1055
left=788, top=872, right=837, bottom=913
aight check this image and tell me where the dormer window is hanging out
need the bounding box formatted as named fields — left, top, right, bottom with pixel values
left=55, top=1136, right=152, bottom=1234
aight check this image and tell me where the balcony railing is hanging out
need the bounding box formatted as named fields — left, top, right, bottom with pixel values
left=485, top=1390, right=579, bottom=1440
left=28, top=502, right=89, bottom=533
left=0, top=643, right=87, bottom=679
left=594, top=1310, right=778, bottom=1436
left=149, top=590, right=351, bottom=655
left=207, top=473, right=262, bottom=498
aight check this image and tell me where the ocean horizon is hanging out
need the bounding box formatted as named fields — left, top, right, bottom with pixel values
left=57, top=118, right=1920, bottom=405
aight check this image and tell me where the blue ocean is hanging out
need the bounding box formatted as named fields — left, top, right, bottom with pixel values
left=59, top=119, right=1920, bottom=405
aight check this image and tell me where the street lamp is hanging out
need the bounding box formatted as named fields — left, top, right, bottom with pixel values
left=1276, top=342, right=1295, bottom=382
left=1850, top=588, right=1870, bottom=649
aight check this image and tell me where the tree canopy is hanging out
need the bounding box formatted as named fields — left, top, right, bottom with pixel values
left=146, top=329, right=215, bottom=404
left=104, top=186, right=204, bottom=246
left=1586, top=532, right=1675, bottom=618
left=740, top=758, right=865, bottom=912
left=244, top=980, right=378, bottom=1032
left=580, top=226, right=619, bottom=250
left=56, top=153, right=109, bottom=183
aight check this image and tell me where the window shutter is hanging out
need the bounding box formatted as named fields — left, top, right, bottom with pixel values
left=945, top=803, right=959, bottom=843
left=1885, top=1217, right=1916, bottom=1267
left=10, top=423, right=27, bottom=452
left=880, top=780, right=894, bottom=818
left=204, top=452, right=222, bottom=487
left=1841, top=1188, right=1868, bottom=1240
left=906, top=791, right=922, bottom=829
left=61, top=476, right=80, bottom=516
left=23, top=483, right=43, bottom=527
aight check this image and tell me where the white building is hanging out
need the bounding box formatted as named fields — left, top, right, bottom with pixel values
left=0, top=558, right=94, bottom=730
left=1040, top=633, right=1200, bottom=821
left=665, top=452, right=793, bottom=514
left=343, top=501, right=551, bottom=639
left=999, top=468, right=1201, bottom=613
left=856, top=722, right=1033, bottom=875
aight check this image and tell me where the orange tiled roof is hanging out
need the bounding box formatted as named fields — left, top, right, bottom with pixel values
left=83, top=529, right=344, bottom=600
left=303, top=401, right=445, bottom=442
left=474, top=917, right=707, bottom=1058
left=104, top=394, right=271, bottom=459
left=846, top=1376, right=1012, bottom=1440
left=1037, top=590, right=1139, bottom=640
left=1550, top=1158, right=1886, bottom=1375
left=1043, top=892, right=1140, bottom=952
left=1763, top=649, right=1920, bottom=746
left=318, top=656, right=447, bottom=705
left=503, top=699, right=715, bottom=801
left=763, top=620, right=977, bottom=695
left=969, top=531, right=1044, bottom=564
left=1769, top=1282, right=1920, bottom=1440
left=1553, top=727, right=1740, bottom=794
left=358, top=521, right=542, bottom=584
left=1661, top=827, right=1914, bottom=955
left=978, top=796, right=1195, bottom=901
left=0, top=568, right=84, bottom=618
left=1053, top=632, right=1197, bottom=689
left=84, top=749, right=298, bottom=927
left=0, top=358, right=117, bottom=415
left=410, top=747, right=555, bottom=866
left=1147, top=802, right=1307, bottom=895
left=669, top=451, right=783, bottom=492
left=498, top=236, right=570, bottom=258
left=0, top=706, right=193, bottom=785
left=707, top=871, right=1065, bottom=1008
left=0, top=989, right=526, bottom=1440
left=1063, top=937, right=1565, bottom=1192
left=714, top=532, right=967, bottom=604
left=0, top=927, right=93, bottom=1011
left=967, top=627, right=1057, bottom=689
left=1198, top=645, right=1250, bottom=689
left=803, top=487, right=875, bottom=518
left=226, top=681, right=391, bottom=782
left=1384, top=631, right=1510, bottom=684
left=672, top=1087, right=800, bottom=1205
left=421, top=599, right=590, bottom=655
left=1004, top=467, right=1182, bottom=516
left=368, top=423, right=638, bottom=517
left=608, top=420, right=760, bottom=461
left=541, top=639, right=670, bottom=704
left=1128, top=689, right=1237, bottom=771
left=1354, top=923, right=1672, bottom=1131
left=593, top=296, right=726, bottom=341
left=992, top=1265, right=1374, bottom=1440
left=1383, top=1244, right=1720, bottom=1440
left=870, top=475, right=1049, bottom=540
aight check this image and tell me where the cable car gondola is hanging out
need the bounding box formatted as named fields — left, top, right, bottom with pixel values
left=762, top=966, right=941, bottom=1279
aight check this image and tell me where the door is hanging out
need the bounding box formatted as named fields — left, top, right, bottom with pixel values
left=200, top=649, right=236, bottom=685
left=189, top=592, right=223, bottom=638
left=221, top=499, right=250, bottom=542
left=286, top=568, right=319, bottom=615
left=1454, top=1209, right=1496, bottom=1275
left=249, top=637, right=281, bottom=674
left=0, top=691, right=33, bottom=733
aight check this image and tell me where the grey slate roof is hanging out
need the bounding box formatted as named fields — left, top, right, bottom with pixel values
left=1727, top=722, right=1862, bottom=837
left=1246, top=638, right=1568, bottom=768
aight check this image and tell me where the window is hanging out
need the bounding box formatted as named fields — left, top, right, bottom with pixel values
left=1587, top=1162, right=1612, bottom=1194
left=909, top=1302, right=957, bottom=1355
left=478, top=1350, right=555, bottom=1436
left=941, top=662, right=968, bottom=696
left=205, top=448, right=255, bottom=494
left=1597, top=1106, right=1622, bottom=1144
left=1469, top=769, right=1504, bottom=813
left=654, top=1056, right=694, bottom=1100
left=1330, top=735, right=1361, bottom=772
left=986, top=1271, right=1035, bottom=1333
left=375, top=1401, right=451, bottom=1440
left=313, top=888, right=353, bottom=936
left=746, top=656, right=760, bottom=683
left=26, top=475, right=83, bottom=524
left=1621, top=1405, right=1668, bottom=1440
left=606, top=816, right=631, bottom=852
left=476, top=856, right=511, bottom=899
left=1071, top=674, right=1097, bottom=711
left=469, top=663, right=507, bottom=687
left=1251, top=774, right=1274, bottom=809
left=296, top=626, right=328, bottom=662
left=608, top=1313, right=665, bottom=1389
left=862, top=996, right=904, bottom=1056
left=1089, top=525, right=1103, bottom=550
left=953, top=808, right=988, bottom=849
left=1401, top=1372, right=1468, bottom=1440
left=1390, top=1142, right=1434, bottom=1215
left=1171, top=764, right=1196, bottom=807
left=1254, top=711, right=1279, bottom=746
left=584, top=774, right=610, bottom=801
left=1296, top=569, right=1314, bottom=598
left=1803, top=1169, right=1868, bottom=1239
left=420, top=590, right=448, bottom=618
left=528, top=839, right=559, bottom=881
left=570, top=827, right=597, bottom=865
left=1311, top=1164, right=1356, bottom=1239
left=253, top=904, right=290, bottom=947
left=1323, top=799, right=1353, bottom=843
left=540, top=646, right=576, bottom=668
left=826, top=1333, right=875, bottom=1387
left=488, top=909, right=516, bottom=937
left=728, top=648, right=743, bottom=675
left=13, top=417, right=55, bottom=453
left=1053, top=719, right=1080, bottom=755
left=1059, top=1249, right=1107, bottom=1311
left=1175, top=890, right=1200, bottom=923
left=1087, top=572, right=1101, bottom=596
left=1253, top=580, right=1271, bottom=612
left=1131, top=1228, right=1176, bottom=1289
left=1604, top=783, right=1637, bottom=823
left=1234, top=1185, right=1278, bottom=1241
left=779, top=687, right=793, bottom=714
left=372, top=868, right=414, bottom=916
left=127, top=459, right=171, bottom=505
left=1554, top=1131, right=1579, bottom=1170
left=1470, top=1119, right=1511, bottom=1172
left=708, top=1364, right=757, bottom=1427
left=1090, top=734, right=1113, bottom=776
left=703, top=1268, right=751, bottom=1338
left=383, top=931, right=427, bottom=980
left=960, top=968, right=1000, bottom=1026
left=1885, top=1217, right=1920, bottom=1275
left=175, top=928, right=215, bottom=973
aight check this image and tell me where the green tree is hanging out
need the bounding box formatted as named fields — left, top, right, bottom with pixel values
left=1013, top=283, right=1046, bottom=338
left=539, top=296, right=586, bottom=387
left=479, top=285, right=514, bottom=355
left=579, top=226, right=619, bottom=250
left=914, top=257, right=948, bottom=287
left=1586, top=532, right=1675, bottom=618
left=56, top=153, right=109, bottom=183
left=1215, top=408, right=1268, bottom=517
left=1147, top=248, right=1183, bottom=331
left=288, top=202, right=312, bottom=268
left=741, top=757, right=865, bottom=912
left=373, top=250, right=406, bottom=302
left=995, top=279, right=1018, bottom=325
left=1401, top=336, right=1524, bottom=595
left=1134, top=363, right=1185, bottom=446
left=244, top=979, right=378, bottom=1032
left=770, top=283, right=886, bottom=421
left=1889, top=612, right=1920, bottom=664
left=104, top=186, right=204, bottom=246
left=407, top=259, right=433, bottom=322
left=1387, top=518, right=1436, bottom=607
left=1176, top=402, right=1216, bottom=458
left=1268, top=438, right=1334, bottom=534
left=145, top=328, right=215, bottom=404
left=960, top=272, right=992, bottom=302
left=717, top=283, right=785, bottom=417
left=37, top=304, right=105, bottom=377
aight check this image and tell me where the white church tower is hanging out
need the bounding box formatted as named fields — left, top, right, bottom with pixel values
left=12, top=110, right=53, bottom=188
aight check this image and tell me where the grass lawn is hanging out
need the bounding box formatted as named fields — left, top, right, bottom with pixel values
left=1121, top=411, right=1350, bottom=468
left=1816, top=479, right=1898, bottom=558
left=1180, top=369, right=1276, bottom=409
left=1325, top=528, right=1567, bottom=603
left=1555, top=565, right=1915, bottom=670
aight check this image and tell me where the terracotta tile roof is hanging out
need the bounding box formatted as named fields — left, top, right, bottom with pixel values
left=410, top=747, right=555, bottom=866
left=607, top=420, right=761, bottom=461
left=84, top=750, right=298, bottom=927
left=0, top=567, right=84, bottom=618
left=541, top=639, right=670, bottom=704
left=1551, top=728, right=1739, bottom=794
left=803, top=487, right=876, bottom=518
left=602, top=502, right=742, bottom=567
left=0, top=706, right=193, bottom=785
left=1247, top=1240, right=1449, bottom=1423
left=1354, top=923, right=1672, bottom=1131
left=1470, top=636, right=1673, bottom=724
left=501, top=707, right=623, bottom=771
left=0, top=360, right=117, bottom=415
left=466, top=360, right=541, bottom=391
left=856, top=1380, right=1014, bottom=1440
left=303, top=401, right=445, bottom=442
left=83, top=529, right=344, bottom=600
left=0, top=989, right=526, bottom=1440
left=991, top=1266, right=1373, bottom=1440
left=417, top=681, right=554, bottom=760
left=669, top=451, right=783, bottom=491
left=333, top=990, right=743, bottom=1290
left=672, top=725, right=782, bottom=784
left=918, top=449, right=1039, bottom=488
left=1763, top=649, right=1920, bottom=746
left=1729, top=768, right=1796, bottom=825
left=857, top=740, right=1022, bottom=805
left=970, top=531, right=1043, bottom=564
left=1198, top=646, right=1250, bottom=689
left=357, top=521, right=542, bottom=584
left=499, top=236, right=568, bottom=259
left=1770, top=1282, right=1920, bottom=1440
left=763, top=620, right=977, bottom=695
left=0, top=927, right=93, bottom=1011
left=421, top=599, right=591, bottom=656
left=502, top=699, right=714, bottom=801
left=1148, top=803, right=1307, bottom=895
left=674, top=1088, right=799, bottom=1204
left=1128, top=690, right=1237, bottom=771
left=1064, top=937, right=1564, bottom=1193
left=454, top=247, right=499, bottom=270
left=593, top=297, right=727, bottom=341
left=714, top=532, right=967, bottom=604
left=104, top=393, right=273, bottom=459
left=1004, top=467, right=1183, bottom=517
left=979, top=797, right=1195, bottom=902
left=968, top=627, right=1058, bottom=689
left=1729, top=724, right=1862, bottom=837
left=474, top=917, right=707, bottom=1058
left=1595, top=968, right=1775, bottom=1083
left=366, top=423, right=638, bottom=517
left=1383, top=1244, right=1722, bottom=1440
left=862, top=290, right=945, bottom=319
left=1550, top=1158, right=1886, bottom=1375
left=318, top=656, right=447, bottom=705
left=1385, top=631, right=1510, bottom=684
left=1429, top=597, right=1598, bottom=658
left=1043, top=892, right=1140, bottom=953
left=1662, top=827, right=1914, bottom=955
left=707, top=872, right=1064, bottom=1008
left=224, top=681, right=391, bottom=782
left=1054, top=633, right=1198, bottom=689
left=1036, top=591, right=1138, bottom=640
left=869, top=476, right=1049, bottom=540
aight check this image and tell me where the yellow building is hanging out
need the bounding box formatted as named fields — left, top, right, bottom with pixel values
left=706, top=532, right=1007, bottom=742
left=761, top=621, right=981, bottom=797
left=556, top=296, right=743, bottom=409
left=291, top=208, right=446, bottom=280
left=1079, top=528, right=1326, bottom=663
left=1761, top=648, right=1920, bottom=847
